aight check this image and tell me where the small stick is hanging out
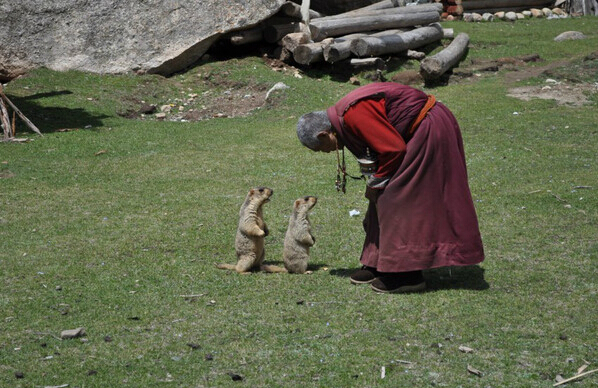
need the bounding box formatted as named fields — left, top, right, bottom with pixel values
left=0, top=92, right=43, bottom=136
left=553, top=368, right=598, bottom=387
left=12, top=111, right=16, bottom=137
left=0, top=98, right=10, bottom=139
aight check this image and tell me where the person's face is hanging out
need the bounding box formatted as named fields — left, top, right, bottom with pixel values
left=313, top=131, right=338, bottom=153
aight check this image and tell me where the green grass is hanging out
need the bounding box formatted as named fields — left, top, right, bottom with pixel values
left=1, top=16, right=598, bottom=387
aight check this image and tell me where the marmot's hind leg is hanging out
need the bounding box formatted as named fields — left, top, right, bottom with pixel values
left=235, top=254, right=257, bottom=273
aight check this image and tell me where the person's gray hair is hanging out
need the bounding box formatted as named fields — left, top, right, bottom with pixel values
left=296, top=111, right=331, bottom=150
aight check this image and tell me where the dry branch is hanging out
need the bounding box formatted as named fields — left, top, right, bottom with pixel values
left=553, top=368, right=598, bottom=386
left=0, top=87, right=42, bottom=136
left=420, top=32, right=469, bottom=81
left=351, top=23, right=444, bottom=58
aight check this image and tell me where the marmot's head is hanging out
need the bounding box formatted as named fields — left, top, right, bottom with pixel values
left=294, top=196, right=317, bottom=212
left=249, top=187, right=273, bottom=203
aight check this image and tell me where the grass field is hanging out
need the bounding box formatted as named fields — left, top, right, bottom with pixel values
left=1, top=16, right=598, bottom=387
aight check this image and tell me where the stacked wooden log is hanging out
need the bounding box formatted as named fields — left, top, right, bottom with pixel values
left=220, top=1, right=468, bottom=80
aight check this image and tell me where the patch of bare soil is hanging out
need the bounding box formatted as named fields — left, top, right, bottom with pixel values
left=452, top=52, right=598, bottom=106
left=121, top=57, right=301, bottom=122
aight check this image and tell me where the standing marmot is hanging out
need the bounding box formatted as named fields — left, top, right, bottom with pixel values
left=217, top=187, right=281, bottom=273
left=283, top=196, right=317, bottom=274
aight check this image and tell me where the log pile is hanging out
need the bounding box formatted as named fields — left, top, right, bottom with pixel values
left=222, top=2, right=462, bottom=71
left=219, top=1, right=469, bottom=80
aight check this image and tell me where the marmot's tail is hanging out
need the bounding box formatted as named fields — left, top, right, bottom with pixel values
left=260, top=264, right=288, bottom=273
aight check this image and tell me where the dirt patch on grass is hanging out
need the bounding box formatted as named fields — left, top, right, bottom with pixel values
left=120, top=57, right=302, bottom=122
left=453, top=52, right=598, bottom=106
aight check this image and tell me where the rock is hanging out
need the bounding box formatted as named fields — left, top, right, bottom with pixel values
left=60, top=327, right=86, bottom=339
left=495, top=11, right=506, bottom=20
left=505, top=12, right=518, bottom=22
left=554, top=31, right=587, bottom=42
left=471, top=13, right=483, bottom=22
left=530, top=8, right=544, bottom=18
left=542, top=7, right=553, bottom=17
left=552, top=8, right=566, bottom=16
left=482, top=13, right=494, bottom=22
left=0, top=0, right=285, bottom=81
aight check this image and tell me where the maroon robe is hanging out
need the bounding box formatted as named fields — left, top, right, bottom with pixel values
left=326, top=83, right=484, bottom=272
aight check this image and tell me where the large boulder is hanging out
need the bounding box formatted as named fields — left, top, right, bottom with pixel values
left=0, top=0, right=285, bottom=81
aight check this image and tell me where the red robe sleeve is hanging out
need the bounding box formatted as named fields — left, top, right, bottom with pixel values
left=342, top=97, right=406, bottom=180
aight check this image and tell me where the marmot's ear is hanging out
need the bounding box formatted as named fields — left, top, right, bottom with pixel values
left=249, top=189, right=255, bottom=195
left=295, top=199, right=301, bottom=208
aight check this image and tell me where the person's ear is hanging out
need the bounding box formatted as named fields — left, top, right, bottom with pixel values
left=316, top=131, right=330, bottom=140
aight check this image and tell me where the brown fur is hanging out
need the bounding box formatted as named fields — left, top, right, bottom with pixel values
left=283, top=196, right=317, bottom=274
left=216, top=187, right=286, bottom=273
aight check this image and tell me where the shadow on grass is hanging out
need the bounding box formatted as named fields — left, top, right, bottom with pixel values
left=5, top=91, right=110, bottom=134
left=330, top=265, right=489, bottom=291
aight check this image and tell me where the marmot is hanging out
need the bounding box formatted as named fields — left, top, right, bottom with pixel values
left=217, top=187, right=286, bottom=273
left=283, top=196, right=317, bottom=274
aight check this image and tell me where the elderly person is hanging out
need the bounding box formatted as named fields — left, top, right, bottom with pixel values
left=296, top=82, right=484, bottom=293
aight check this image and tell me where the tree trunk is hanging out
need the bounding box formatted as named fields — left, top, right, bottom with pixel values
left=351, top=23, right=443, bottom=58
left=420, top=32, right=469, bottom=81
left=310, top=11, right=440, bottom=41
